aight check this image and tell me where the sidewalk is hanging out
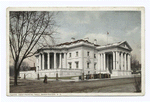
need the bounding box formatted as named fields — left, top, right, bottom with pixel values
left=25, top=74, right=139, bottom=82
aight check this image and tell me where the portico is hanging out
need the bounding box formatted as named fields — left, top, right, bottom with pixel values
left=36, top=52, right=68, bottom=71
left=96, top=40, right=132, bottom=76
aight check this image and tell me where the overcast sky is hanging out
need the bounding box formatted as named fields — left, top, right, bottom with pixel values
left=53, top=11, right=141, bottom=62
left=24, top=11, right=141, bottom=66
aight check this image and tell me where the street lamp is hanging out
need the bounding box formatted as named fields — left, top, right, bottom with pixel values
left=37, top=66, right=39, bottom=80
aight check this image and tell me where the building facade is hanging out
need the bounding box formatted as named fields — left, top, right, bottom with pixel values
left=20, top=38, right=132, bottom=79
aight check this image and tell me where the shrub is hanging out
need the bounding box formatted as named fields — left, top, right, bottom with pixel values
left=134, top=75, right=141, bottom=92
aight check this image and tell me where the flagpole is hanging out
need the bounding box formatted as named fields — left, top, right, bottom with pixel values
left=107, top=33, right=108, bottom=45
left=107, top=32, right=108, bottom=45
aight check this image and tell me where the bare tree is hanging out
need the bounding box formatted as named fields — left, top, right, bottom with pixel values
left=131, top=55, right=140, bottom=72
left=9, top=11, right=58, bottom=86
left=20, top=61, right=30, bottom=71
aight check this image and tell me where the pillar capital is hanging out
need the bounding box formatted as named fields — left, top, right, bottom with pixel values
left=63, top=52, right=67, bottom=54
left=112, top=51, right=116, bottom=54
left=116, top=51, right=120, bottom=53
left=46, top=52, right=50, bottom=54
left=41, top=52, right=45, bottom=55
left=98, top=52, right=102, bottom=54
left=99, top=53, right=102, bottom=55
left=128, top=53, right=131, bottom=55
left=122, top=52, right=127, bottom=54
left=120, top=51, right=123, bottom=53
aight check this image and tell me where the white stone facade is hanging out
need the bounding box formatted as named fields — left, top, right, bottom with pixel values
left=20, top=38, right=132, bottom=79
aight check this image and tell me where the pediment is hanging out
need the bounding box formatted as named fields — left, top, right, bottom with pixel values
left=118, top=41, right=132, bottom=51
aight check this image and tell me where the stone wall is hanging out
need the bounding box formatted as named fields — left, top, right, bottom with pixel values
left=19, top=69, right=82, bottom=79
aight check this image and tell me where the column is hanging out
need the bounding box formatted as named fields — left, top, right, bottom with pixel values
left=98, top=53, right=100, bottom=71
left=101, top=53, right=104, bottom=71
left=47, top=53, right=50, bottom=69
left=39, top=54, right=41, bottom=70
left=103, top=53, right=106, bottom=70
left=106, top=54, right=109, bottom=70
left=100, top=54, right=101, bottom=71
left=116, top=52, right=120, bottom=70
left=100, top=53, right=103, bottom=71
left=64, top=52, right=67, bottom=68
left=113, top=52, right=116, bottom=70
left=42, top=53, right=44, bottom=70
left=54, top=52, right=56, bottom=69
left=49, top=53, right=51, bottom=69
left=36, top=55, right=39, bottom=72
left=121, top=52, right=123, bottom=70
left=116, top=51, right=119, bottom=70
left=128, top=54, right=131, bottom=70
left=124, top=53, right=126, bottom=70
left=59, top=53, right=62, bottom=68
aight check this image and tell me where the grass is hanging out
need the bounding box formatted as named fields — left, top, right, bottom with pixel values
left=10, top=77, right=138, bottom=93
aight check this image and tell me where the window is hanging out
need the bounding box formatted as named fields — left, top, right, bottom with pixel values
left=87, top=63, right=90, bottom=68
left=75, top=62, right=79, bottom=69
left=94, top=54, right=96, bottom=58
left=87, top=51, right=90, bottom=56
left=76, top=51, right=78, bottom=57
left=94, top=63, right=97, bottom=70
left=69, top=53, right=71, bottom=58
left=69, top=62, right=72, bottom=69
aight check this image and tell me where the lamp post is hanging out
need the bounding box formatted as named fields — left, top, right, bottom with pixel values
left=56, top=70, right=58, bottom=81
left=37, top=66, right=39, bottom=80
left=82, top=69, right=84, bottom=80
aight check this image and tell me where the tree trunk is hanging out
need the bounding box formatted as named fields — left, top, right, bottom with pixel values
left=13, top=59, right=22, bottom=86
left=14, top=71, right=18, bottom=86
left=14, top=61, right=18, bottom=86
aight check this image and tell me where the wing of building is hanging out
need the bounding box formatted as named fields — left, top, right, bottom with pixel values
left=20, top=37, right=132, bottom=79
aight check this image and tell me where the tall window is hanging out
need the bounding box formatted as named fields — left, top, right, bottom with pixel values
left=75, top=62, right=79, bottom=69
left=76, top=51, right=78, bottom=57
left=94, top=63, right=97, bottom=70
left=69, top=53, right=71, bottom=58
left=87, top=63, right=90, bottom=68
left=69, top=62, right=72, bottom=69
left=87, top=51, right=90, bottom=56
left=94, top=54, right=96, bottom=58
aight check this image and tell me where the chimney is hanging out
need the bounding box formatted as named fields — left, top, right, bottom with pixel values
left=94, top=39, right=97, bottom=45
left=84, top=37, right=89, bottom=41
left=71, top=37, right=75, bottom=42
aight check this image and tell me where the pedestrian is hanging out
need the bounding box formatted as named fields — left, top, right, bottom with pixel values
left=43, top=75, right=47, bottom=83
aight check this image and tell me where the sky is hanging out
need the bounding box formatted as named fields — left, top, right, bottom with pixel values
left=54, top=11, right=141, bottom=61
left=22, top=11, right=141, bottom=66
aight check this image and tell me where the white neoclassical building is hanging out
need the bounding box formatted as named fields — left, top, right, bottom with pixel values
left=20, top=37, right=132, bottom=79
